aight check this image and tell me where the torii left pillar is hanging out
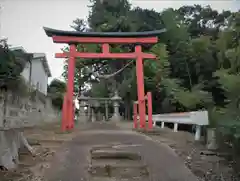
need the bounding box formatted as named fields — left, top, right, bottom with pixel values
left=62, top=44, right=76, bottom=131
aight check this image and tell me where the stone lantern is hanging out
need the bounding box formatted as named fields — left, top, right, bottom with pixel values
left=110, top=91, right=122, bottom=122
left=78, top=94, right=87, bottom=122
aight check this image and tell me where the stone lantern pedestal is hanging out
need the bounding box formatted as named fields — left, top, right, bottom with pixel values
left=93, top=100, right=101, bottom=122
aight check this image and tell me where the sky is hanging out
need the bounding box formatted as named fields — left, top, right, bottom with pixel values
left=1, top=0, right=239, bottom=83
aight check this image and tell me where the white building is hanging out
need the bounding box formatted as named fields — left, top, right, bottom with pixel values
left=30, top=53, right=51, bottom=95
left=11, top=47, right=52, bottom=95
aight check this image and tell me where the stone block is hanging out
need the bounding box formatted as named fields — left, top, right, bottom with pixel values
left=91, top=149, right=141, bottom=160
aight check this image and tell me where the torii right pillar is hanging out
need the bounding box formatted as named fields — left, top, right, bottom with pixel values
left=135, top=45, right=146, bottom=128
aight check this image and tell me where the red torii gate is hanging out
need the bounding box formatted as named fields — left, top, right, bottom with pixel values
left=43, top=27, right=165, bottom=131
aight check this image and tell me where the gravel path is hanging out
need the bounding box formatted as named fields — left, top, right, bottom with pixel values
left=44, top=122, right=198, bottom=181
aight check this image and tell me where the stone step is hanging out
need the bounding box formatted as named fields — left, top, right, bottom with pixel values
left=91, top=159, right=141, bottom=166
left=134, top=128, right=163, bottom=135
left=89, top=164, right=149, bottom=178
left=91, top=149, right=141, bottom=160
left=91, top=161, right=147, bottom=168
left=90, top=176, right=150, bottom=181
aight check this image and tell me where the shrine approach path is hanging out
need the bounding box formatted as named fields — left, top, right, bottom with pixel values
left=44, top=122, right=198, bottom=181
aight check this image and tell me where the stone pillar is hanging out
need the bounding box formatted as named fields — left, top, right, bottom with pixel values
left=105, top=100, right=109, bottom=121
left=87, top=104, right=91, bottom=117
left=161, top=122, right=165, bottom=128
left=91, top=107, right=96, bottom=122
left=88, top=104, right=92, bottom=122
left=93, top=101, right=100, bottom=121
left=173, top=123, right=178, bottom=132
left=207, top=128, right=217, bottom=150
left=78, top=102, right=86, bottom=123
left=195, top=125, right=201, bottom=141
left=110, top=91, right=122, bottom=122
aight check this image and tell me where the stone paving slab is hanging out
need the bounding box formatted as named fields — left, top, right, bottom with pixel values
left=44, top=122, right=198, bottom=181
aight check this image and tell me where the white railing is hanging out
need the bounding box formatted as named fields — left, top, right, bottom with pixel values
left=138, top=111, right=209, bottom=141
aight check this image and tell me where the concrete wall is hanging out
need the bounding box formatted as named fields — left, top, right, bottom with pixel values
left=0, top=90, right=60, bottom=169
left=0, top=90, right=60, bottom=130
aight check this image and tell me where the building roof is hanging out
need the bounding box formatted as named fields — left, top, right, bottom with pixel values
left=10, top=46, right=33, bottom=63
left=32, top=53, right=52, bottom=77
left=10, top=46, right=27, bottom=53
left=43, top=27, right=167, bottom=38
left=10, top=47, right=52, bottom=77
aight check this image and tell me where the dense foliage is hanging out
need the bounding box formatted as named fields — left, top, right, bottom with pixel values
left=47, top=79, right=66, bottom=110
left=0, top=39, right=28, bottom=92
left=61, top=0, right=240, bottom=171
left=63, top=1, right=239, bottom=123
left=62, top=0, right=240, bottom=173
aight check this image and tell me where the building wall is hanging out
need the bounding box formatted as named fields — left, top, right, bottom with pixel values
left=31, top=60, right=48, bottom=95
left=20, top=61, right=31, bottom=83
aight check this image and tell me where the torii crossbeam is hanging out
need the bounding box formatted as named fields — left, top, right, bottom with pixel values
left=44, top=27, right=166, bottom=131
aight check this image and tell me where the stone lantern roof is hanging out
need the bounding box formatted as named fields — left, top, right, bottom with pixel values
left=111, top=91, right=121, bottom=101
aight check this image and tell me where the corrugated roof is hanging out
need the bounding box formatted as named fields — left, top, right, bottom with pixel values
left=10, top=46, right=33, bottom=63
left=10, top=46, right=27, bottom=53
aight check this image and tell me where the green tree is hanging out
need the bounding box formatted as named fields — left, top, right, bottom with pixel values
left=47, top=79, right=66, bottom=110
left=214, top=12, right=240, bottom=116
left=62, top=1, right=237, bottom=117
left=0, top=39, right=27, bottom=92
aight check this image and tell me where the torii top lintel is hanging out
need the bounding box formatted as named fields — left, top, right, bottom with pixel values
left=43, top=27, right=166, bottom=44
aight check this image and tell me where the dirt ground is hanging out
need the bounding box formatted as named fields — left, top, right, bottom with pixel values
left=116, top=122, right=240, bottom=181
left=147, top=129, right=239, bottom=181
left=1, top=122, right=240, bottom=181
left=132, top=126, right=239, bottom=181
left=0, top=123, right=82, bottom=181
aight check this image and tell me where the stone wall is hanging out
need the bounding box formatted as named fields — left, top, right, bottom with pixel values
left=0, top=89, right=60, bottom=169
left=0, top=89, right=60, bottom=130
